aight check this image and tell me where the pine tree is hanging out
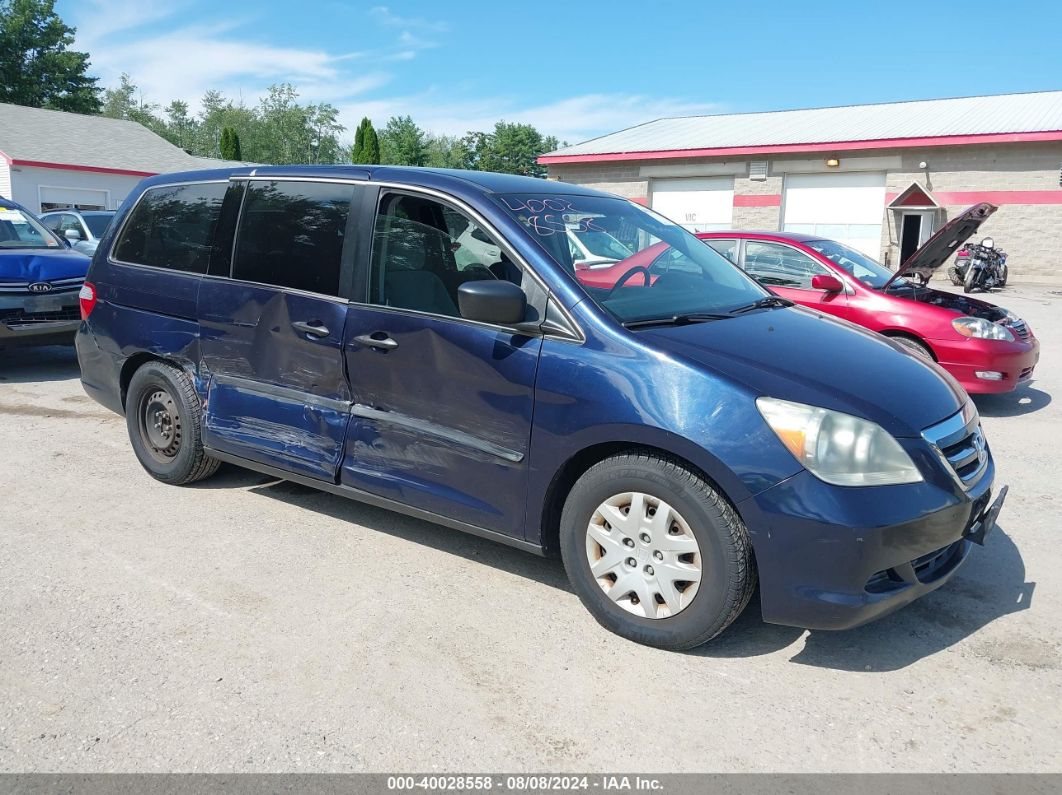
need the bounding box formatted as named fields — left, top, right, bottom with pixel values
left=353, top=117, right=379, bottom=164
left=219, top=126, right=242, bottom=160
left=352, top=119, right=365, bottom=163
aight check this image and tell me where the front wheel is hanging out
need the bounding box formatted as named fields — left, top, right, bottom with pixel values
left=126, top=361, right=220, bottom=485
left=964, top=265, right=979, bottom=293
left=998, top=264, right=1008, bottom=287
left=560, top=452, right=755, bottom=650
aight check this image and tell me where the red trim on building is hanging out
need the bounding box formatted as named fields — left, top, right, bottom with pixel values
left=0, top=149, right=12, bottom=165
left=885, top=189, right=1062, bottom=205
left=538, top=130, right=1062, bottom=165
left=10, top=159, right=158, bottom=177
left=734, top=194, right=782, bottom=207
left=630, top=196, right=648, bottom=206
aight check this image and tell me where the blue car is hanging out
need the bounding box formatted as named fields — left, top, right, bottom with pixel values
left=76, top=166, right=1005, bottom=649
left=1, top=198, right=90, bottom=348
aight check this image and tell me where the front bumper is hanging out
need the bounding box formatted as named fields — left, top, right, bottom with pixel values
left=931, top=334, right=1040, bottom=394
left=738, top=457, right=996, bottom=631
left=0, top=291, right=81, bottom=348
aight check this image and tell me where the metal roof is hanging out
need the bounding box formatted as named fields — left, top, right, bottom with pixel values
left=0, top=103, right=254, bottom=174
left=543, top=91, right=1062, bottom=160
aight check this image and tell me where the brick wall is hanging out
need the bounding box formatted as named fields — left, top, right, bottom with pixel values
left=548, top=141, right=1062, bottom=282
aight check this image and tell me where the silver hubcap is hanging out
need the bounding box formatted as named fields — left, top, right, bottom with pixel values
left=585, top=492, right=702, bottom=619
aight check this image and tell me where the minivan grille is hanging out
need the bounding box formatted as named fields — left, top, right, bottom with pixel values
left=921, top=404, right=989, bottom=491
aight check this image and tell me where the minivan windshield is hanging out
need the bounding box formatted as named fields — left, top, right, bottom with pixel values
left=805, top=239, right=908, bottom=289
left=496, top=194, right=768, bottom=323
left=0, top=205, right=61, bottom=249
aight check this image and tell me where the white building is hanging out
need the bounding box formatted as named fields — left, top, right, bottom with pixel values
left=0, top=103, right=242, bottom=213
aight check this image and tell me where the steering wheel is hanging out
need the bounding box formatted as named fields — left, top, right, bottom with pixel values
left=605, top=266, right=652, bottom=298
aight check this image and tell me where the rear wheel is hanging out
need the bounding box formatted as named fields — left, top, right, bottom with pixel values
left=947, top=266, right=964, bottom=286
left=560, top=452, right=755, bottom=650
left=998, top=264, right=1008, bottom=287
left=126, top=361, right=220, bottom=485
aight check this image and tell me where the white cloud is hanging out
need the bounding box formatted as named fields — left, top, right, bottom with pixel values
left=337, top=92, right=720, bottom=145
left=369, top=6, right=449, bottom=32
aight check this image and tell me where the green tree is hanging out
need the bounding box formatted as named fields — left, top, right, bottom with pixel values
left=100, top=73, right=168, bottom=138
left=363, top=120, right=380, bottom=164
left=352, top=117, right=379, bottom=164
left=219, top=126, right=242, bottom=160
left=0, top=0, right=100, bottom=113
left=164, top=100, right=196, bottom=151
left=425, top=134, right=470, bottom=169
left=379, top=115, right=427, bottom=166
left=352, top=119, right=365, bottom=162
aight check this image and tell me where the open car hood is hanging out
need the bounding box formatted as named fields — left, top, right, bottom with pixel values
left=883, top=202, right=997, bottom=289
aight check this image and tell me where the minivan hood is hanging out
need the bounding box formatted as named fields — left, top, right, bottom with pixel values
left=0, top=248, right=90, bottom=283
left=642, top=307, right=967, bottom=438
left=883, top=202, right=996, bottom=289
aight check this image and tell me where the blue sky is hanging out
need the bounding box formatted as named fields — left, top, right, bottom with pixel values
left=61, top=0, right=1062, bottom=145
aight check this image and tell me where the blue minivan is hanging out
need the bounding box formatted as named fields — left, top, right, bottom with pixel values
left=76, top=166, right=1004, bottom=649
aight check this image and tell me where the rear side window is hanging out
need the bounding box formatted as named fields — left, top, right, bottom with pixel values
left=113, top=182, right=227, bottom=273
left=231, top=180, right=353, bottom=297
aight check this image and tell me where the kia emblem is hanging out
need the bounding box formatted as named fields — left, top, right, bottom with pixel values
left=28, top=282, right=53, bottom=293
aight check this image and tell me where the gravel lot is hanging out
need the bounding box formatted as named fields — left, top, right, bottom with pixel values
left=1, top=283, right=1060, bottom=773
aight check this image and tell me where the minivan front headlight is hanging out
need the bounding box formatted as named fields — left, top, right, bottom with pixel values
left=756, top=397, right=923, bottom=486
left=952, top=316, right=1014, bottom=341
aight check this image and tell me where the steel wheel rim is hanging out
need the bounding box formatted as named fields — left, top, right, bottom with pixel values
left=584, top=491, right=702, bottom=619
left=139, top=388, right=182, bottom=463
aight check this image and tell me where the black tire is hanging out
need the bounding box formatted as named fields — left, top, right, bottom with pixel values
left=125, top=360, right=220, bottom=485
left=887, top=334, right=935, bottom=361
left=560, top=452, right=755, bottom=650
left=947, top=266, right=963, bottom=286
left=999, top=264, right=1008, bottom=287
left=964, top=265, right=978, bottom=293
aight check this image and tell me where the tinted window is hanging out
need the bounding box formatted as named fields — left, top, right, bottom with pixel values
left=743, top=241, right=829, bottom=289
left=83, top=213, right=115, bottom=238
left=232, top=181, right=352, bottom=296
left=704, top=238, right=738, bottom=264
left=113, top=182, right=227, bottom=272
left=370, top=193, right=517, bottom=318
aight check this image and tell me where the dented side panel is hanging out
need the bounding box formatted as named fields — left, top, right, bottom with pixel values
left=198, top=281, right=351, bottom=481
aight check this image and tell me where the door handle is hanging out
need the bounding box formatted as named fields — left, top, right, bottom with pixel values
left=292, top=320, right=330, bottom=338
left=354, top=333, right=399, bottom=351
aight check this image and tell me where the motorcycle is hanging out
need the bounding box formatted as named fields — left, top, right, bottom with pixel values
left=948, top=237, right=1008, bottom=292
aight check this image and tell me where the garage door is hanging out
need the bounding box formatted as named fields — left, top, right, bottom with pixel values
left=782, top=172, right=886, bottom=258
left=650, top=177, right=733, bottom=232
left=38, top=186, right=108, bottom=212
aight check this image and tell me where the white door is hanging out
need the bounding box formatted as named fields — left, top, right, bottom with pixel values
left=782, top=172, right=886, bottom=258
left=38, top=186, right=108, bottom=212
left=651, top=177, right=734, bottom=232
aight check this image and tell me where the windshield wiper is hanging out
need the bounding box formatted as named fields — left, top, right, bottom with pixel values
left=623, top=312, right=733, bottom=329
left=727, top=296, right=794, bottom=314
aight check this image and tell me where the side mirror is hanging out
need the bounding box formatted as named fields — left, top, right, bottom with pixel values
left=458, top=280, right=526, bottom=325
left=811, top=274, right=844, bottom=293
left=64, top=228, right=83, bottom=241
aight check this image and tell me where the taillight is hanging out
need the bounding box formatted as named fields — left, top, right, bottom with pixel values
left=79, top=282, right=97, bottom=320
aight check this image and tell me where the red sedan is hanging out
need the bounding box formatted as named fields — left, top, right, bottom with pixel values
left=696, top=205, right=1039, bottom=394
